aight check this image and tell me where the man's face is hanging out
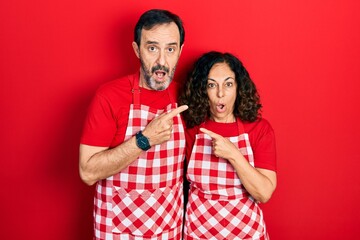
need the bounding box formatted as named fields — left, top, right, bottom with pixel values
left=132, top=22, right=183, bottom=91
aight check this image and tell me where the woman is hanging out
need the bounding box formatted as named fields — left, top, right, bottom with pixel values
left=179, top=51, right=277, bottom=239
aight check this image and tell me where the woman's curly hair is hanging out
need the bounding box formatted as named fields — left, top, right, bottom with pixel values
left=179, top=51, right=262, bottom=128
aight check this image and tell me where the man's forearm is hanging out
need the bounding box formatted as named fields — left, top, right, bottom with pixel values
left=79, top=136, right=143, bottom=185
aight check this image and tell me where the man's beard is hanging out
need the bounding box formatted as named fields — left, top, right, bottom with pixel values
left=140, top=58, right=177, bottom=91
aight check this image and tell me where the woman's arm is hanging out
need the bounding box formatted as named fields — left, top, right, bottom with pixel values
left=227, top=151, right=276, bottom=203
left=200, top=128, right=277, bottom=203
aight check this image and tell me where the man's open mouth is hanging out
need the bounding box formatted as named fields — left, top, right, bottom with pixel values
left=155, top=70, right=166, bottom=78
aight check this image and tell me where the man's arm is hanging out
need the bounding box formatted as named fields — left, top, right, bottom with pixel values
left=79, top=105, right=188, bottom=186
left=79, top=136, right=142, bottom=186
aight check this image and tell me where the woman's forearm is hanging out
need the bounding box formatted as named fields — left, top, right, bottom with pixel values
left=227, top=151, right=277, bottom=203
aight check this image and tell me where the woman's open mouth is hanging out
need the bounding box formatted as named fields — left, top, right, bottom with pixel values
left=216, top=103, right=226, bottom=112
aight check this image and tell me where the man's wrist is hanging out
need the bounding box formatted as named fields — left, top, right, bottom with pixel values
left=135, top=131, right=151, bottom=151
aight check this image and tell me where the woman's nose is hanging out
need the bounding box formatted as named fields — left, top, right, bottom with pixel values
left=217, top=87, right=224, bottom=98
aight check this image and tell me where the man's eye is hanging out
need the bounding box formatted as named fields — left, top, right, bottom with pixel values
left=168, top=47, right=175, bottom=53
left=149, top=46, right=157, bottom=52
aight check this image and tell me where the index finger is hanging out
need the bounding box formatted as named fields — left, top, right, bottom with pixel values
left=164, top=105, right=188, bottom=119
left=199, top=128, right=221, bottom=139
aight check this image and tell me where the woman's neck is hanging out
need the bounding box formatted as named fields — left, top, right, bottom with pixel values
left=210, top=114, right=236, bottom=123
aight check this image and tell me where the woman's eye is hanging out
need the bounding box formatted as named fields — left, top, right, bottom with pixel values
left=226, top=82, right=233, bottom=87
left=207, top=83, right=216, bottom=88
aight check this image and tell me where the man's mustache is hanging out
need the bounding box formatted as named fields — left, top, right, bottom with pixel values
left=152, top=65, right=169, bottom=74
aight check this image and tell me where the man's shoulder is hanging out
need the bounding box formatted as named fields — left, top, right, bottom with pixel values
left=170, top=79, right=183, bottom=91
left=167, top=79, right=183, bottom=99
left=98, top=74, right=133, bottom=94
left=95, top=73, right=135, bottom=104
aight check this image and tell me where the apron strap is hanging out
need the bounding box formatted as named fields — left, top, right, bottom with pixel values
left=236, top=118, right=245, bottom=135
left=129, top=72, right=174, bottom=107
left=129, top=73, right=141, bottom=106
left=167, top=85, right=176, bottom=106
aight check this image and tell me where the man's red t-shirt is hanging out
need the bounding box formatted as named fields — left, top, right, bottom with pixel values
left=81, top=72, right=181, bottom=148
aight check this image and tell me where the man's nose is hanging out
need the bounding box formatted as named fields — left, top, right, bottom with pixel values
left=156, top=50, right=166, bottom=66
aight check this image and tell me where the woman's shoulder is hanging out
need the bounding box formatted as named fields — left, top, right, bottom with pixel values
left=243, top=118, right=275, bottom=148
left=243, top=117, right=274, bottom=134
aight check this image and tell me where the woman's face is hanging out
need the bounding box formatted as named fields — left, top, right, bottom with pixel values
left=206, top=62, right=237, bottom=123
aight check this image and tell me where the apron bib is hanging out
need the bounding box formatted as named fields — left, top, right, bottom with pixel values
left=94, top=75, right=185, bottom=240
left=185, top=119, right=268, bottom=240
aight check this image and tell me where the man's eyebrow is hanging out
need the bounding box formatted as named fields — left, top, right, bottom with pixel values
left=145, top=41, right=159, bottom=45
left=145, top=41, right=178, bottom=46
left=167, top=42, right=179, bottom=46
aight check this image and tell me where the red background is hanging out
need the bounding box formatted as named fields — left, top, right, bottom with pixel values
left=1, top=0, right=360, bottom=239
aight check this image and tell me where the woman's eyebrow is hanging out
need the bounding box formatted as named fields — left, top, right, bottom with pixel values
left=207, top=77, right=234, bottom=81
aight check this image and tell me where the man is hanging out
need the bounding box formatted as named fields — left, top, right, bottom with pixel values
left=79, top=9, right=187, bottom=240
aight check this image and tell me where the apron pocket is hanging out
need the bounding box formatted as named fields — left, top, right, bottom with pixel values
left=111, top=183, right=183, bottom=236
left=186, top=192, right=265, bottom=239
